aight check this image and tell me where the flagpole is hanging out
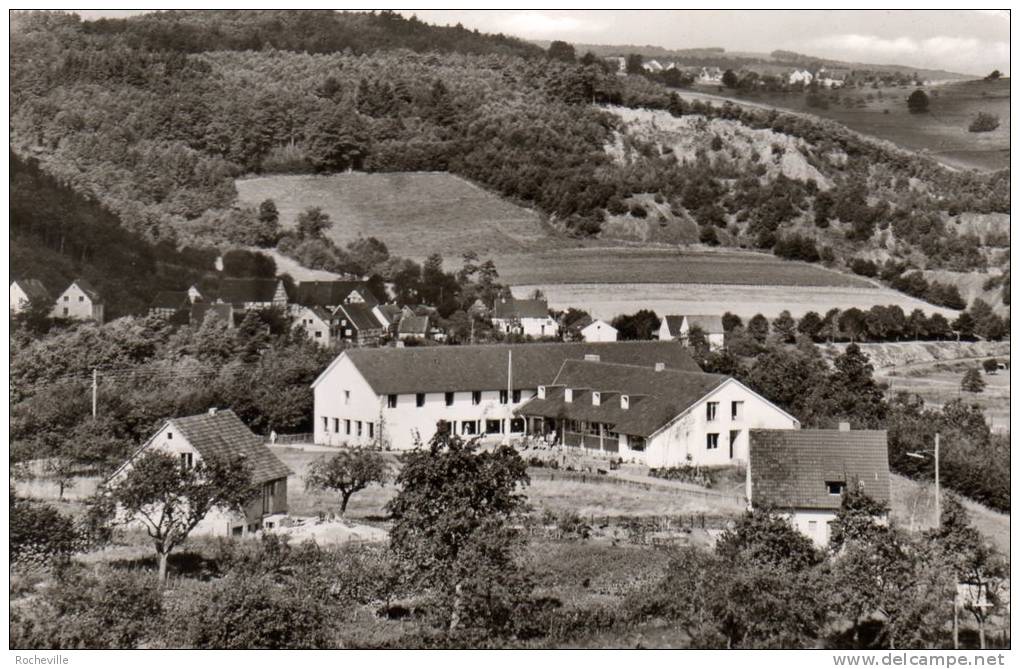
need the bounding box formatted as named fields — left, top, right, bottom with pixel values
left=504, top=350, right=512, bottom=445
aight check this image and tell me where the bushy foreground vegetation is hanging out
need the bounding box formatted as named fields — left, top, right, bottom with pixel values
left=11, top=450, right=1008, bottom=650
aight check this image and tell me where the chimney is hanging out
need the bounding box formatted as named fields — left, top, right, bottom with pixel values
left=621, top=395, right=630, bottom=410
left=537, top=385, right=546, bottom=399
left=592, top=391, right=601, bottom=406
left=584, top=354, right=600, bottom=362
left=565, top=388, right=573, bottom=403
left=838, top=421, right=851, bottom=431
left=208, top=407, right=218, bottom=416
left=654, top=362, right=666, bottom=372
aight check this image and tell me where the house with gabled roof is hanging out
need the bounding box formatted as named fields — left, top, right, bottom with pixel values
left=397, top=314, right=430, bottom=341
left=10, top=279, right=51, bottom=314
left=292, top=305, right=333, bottom=347
left=333, top=302, right=384, bottom=346
left=372, top=303, right=404, bottom=335
left=517, top=359, right=799, bottom=466
left=311, top=341, right=703, bottom=450
left=580, top=319, right=618, bottom=342
left=215, top=278, right=288, bottom=311
left=748, top=427, right=890, bottom=546
left=492, top=296, right=558, bottom=338
left=149, top=290, right=191, bottom=320
left=52, top=279, right=104, bottom=323
left=659, top=314, right=725, bottom=350
left=107, top=408, right=292, bottom=537
left=295, top=280, right=379, bottom=310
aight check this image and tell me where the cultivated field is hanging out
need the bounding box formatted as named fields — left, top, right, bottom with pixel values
left=235, top=172, right=549, bottom=260
left=881, top=362, right=1010, bottom=433
left=683, top=78, right=1010, bottom=171
left=513, top=281, right=957, bottom=322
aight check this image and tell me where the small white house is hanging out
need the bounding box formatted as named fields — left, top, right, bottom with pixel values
left=52, top=279, right=104, bottom=323
left=580, top=319, right=618, bottom=342
left=492, top=297, right=558, bottom=338
left=748, top=428, right=891, bottom=547
left=789, top=69, right=813, bottom=86
left=517, top=359, right=800, bottom=467
left=10, top=279, right=51, bottom=314
left=292, top=305, right=333, bottom=347
left=106, top=409, right=292, bottom=537
left=659, top=315, right=725, bottom=351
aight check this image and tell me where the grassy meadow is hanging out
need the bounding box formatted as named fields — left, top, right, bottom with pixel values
left=235, top=172, right=549, bottom=261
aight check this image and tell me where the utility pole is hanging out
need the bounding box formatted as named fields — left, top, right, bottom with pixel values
left=92, top=368, right=98, bottom=418
left=934, top=432, right=941, bottom=529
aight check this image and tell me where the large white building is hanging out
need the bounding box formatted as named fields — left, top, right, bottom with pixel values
left=517, top=359, right=799, bottom=467
left=10, top=279, right=51, bottom=314
left=311, top=342, right=703, bottom=451
left=748, top=428, right=890, bottom=546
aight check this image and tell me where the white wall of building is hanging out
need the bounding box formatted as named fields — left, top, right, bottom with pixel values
left=292, top=307, right=332, bottom=347
left=10, top=283, right=31, bottom=313
left=581, top=320, right=617, bottom=342
left=313, top=353, right=537, bottom=450
left=643, top=379, right=799, bottom=468
left=787, top=509, right=837, bottom=547
left=51, top=283, right=103, bottom=322
left=493, top=316, right=558, bottom=338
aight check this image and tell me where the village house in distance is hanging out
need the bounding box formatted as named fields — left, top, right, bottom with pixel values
left=659, top=314, right=726, bottom=351
left=492, top=296, right=558, bottom=338
left=747, top=427, right=891, bottom=546
left=10, top=278, right=104, bottom=323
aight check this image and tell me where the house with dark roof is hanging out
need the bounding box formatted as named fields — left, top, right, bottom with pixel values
left=295, top=280, right=379, bottom=310
left=108, top=408, right=292, bottom=537
left=10, top=279, right=51, bottom=314
left=372, top=303, right=404, bottom=334
left=397, top=314, right=430, bottom=340
left=149, top=291, right=191, bottom=320
left=492, top=297, right=558, bottom=338
left=333, top=302, right=384, bottom=346
left=292, top=305, right=333, bottom=347
left=748, top=427, right=890, bottom=546
left=517, top=359, right=799, bottom=466
left=658, top=314, right=726, bottom=350
left=311, top=341, right=704, bottom=450
left=214, top=278, right=288, bottom=311
left=51, top=279, right=105, bottom=323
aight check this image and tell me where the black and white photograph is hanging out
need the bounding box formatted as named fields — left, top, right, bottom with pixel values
left=7, top=5, right=1013, bottom=656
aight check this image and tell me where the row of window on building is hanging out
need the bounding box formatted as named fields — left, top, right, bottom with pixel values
left=381, top=390, right=525, bottom=409
left=706, top=400, right=743, bottom=422
left=322, top=417, right=376, bottom=439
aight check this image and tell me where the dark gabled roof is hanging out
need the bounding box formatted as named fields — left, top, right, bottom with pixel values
left=191, top=302, right=234, bottom=325
left=150, top=290, right=190, bottom=310
left=517, top=360, right=727, bottom=437
left=217, top=278, right=281, bottom=304
left=295, top=304, right=332, bottom=324
left=170, top=410, right=291, bottom=484
left=335, top=302, right=382, bottom=331
left=12, top=279, right=51, bottom=303
left=493, top=297, right=550, bottom=320
left=685, top=315, right=725, bottom=334
left=749, top=430, right=890, bottom=511
left=296, top=281, right=379, bottom=308
left=72, top=279, right=103, bottom=303
left=374, top=303, right=403, bottom=326
left=317, top=341, right=702, bottom=394
left=662, top=315, right=685, bottom=335
left=398, top=315, right=430, bottom=335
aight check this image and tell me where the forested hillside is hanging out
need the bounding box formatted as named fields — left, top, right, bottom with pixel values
left=10, top=10, right=1009, bottom=309
left=10, top=152, right=217, bottom=319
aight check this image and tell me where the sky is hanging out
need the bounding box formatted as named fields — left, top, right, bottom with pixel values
left=72, top=8, right=1009, bottom=76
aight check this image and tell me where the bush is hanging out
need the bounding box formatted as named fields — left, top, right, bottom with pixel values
left=170, top=573, right=334, bottom=649
left=907, top=89, right=930, bottom=113
left=773, top=234, right=820, bottom=263
left=11, top=566, right=163, bottom=649
left=699, top=225, right=720, bottom=246
left=629, top=204, right=648, bottom=218
left=968, top=113, right=1000, bottom=133
left=850, top=258, right=879, bottom=277
left=11, top=494, right=78, bottom=567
